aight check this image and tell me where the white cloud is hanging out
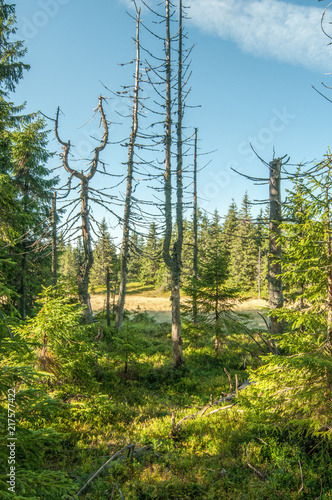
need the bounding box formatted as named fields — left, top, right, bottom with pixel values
left=187, top=0, right=332, bottom=72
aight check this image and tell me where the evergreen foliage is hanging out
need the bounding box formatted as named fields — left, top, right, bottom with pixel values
left=184, top=210, right=239, bottom=354
left=0, top=1, right=331, bottom=496
left=138, top=223, right=161, bottom=286
left=226, top=193, right=260, bottom=292
left=242, top=159, right=332, bottom=445
left=127, top=231, right=144, bottom=280
left=58, top=241, right=79, bottom=293
left=90, top=218, right=119, bottom=291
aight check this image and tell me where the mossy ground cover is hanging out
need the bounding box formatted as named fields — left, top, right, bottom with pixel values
left=1, top=303, right=331, bottom=499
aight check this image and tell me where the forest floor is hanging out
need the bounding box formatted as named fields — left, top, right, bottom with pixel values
left=8, top=287, right=332, bottom=499
left=90, top=284, right=268, bottom=325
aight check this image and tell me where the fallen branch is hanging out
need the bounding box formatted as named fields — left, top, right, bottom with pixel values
left=76, top=444, right=134, bottom=496
left=298, top=459, right=304, bottom=493
left=208, top=404, right=235, bottom=415
left=173, top=378, right=251, bottom=431
left=247, top=462, right=266, bottom=480
left=224, top=367, right=233, bottom=392
left=175, top=380, right=251, bottom=430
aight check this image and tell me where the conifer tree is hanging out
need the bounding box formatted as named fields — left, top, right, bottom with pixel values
left=127, top=231, right=144, bottom=281
left=222, top=199, right=238, bottom=261
left=184, top=210, right=238, bottom=354
left=181, top=219, right=194, bottom=290
left=0, top=1, right=30, bottom=178
left=244, top=158, right=332, bottom=441
left=276, top=159, right=332, bottom=339
left=139, top=222, right=161, bottom=285
left=10, top=117, right=56, bottom=318
left=234, top=193, right=259, bottom=291
left=58, top=242, right=77, bottom=292
left=256, top=207, right=269, bottom=298
left=90, top=218, right=119, bottom=290
left=11, top=118, right=57, bottom=319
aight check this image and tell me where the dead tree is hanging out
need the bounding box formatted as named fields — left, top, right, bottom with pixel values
left=193, top=127, right=198, bottom=323
left=268, top=158, right=284, bottom=334
left=55, top=96, right=109, bottom=323
left=172, top=0, right=185, bottom=366
left=139, top=0, right=194, bottom=366
left=325, top=167, right=332, bottom=346
left=161, top=0, right=185, bottom=367
left=115, top=4, right=141, bottom=331
left=231, top=150, right=289, bottom=339
left=106, top=266, right=111, bottom=327
left=51, top=191, right=57, bottom=287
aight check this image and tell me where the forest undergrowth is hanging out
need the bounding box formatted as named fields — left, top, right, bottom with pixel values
left=1, top=287, right=331, bottom=500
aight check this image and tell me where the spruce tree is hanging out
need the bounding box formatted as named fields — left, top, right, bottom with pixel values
left=243, top=159, right=332, bottom=442
left=0, top=0, right=30, bottom=177
left=9, top=117, right=56, bottom=318
left=256, top=207, right=269, bottom=298
left=221, top=199, right=238, bottom=267
left=184, top=210, right=238, bottom=354
left=223, top=194, right=259, bottom=293
left=127, top=231, right=144, bottom=281
left=0, top=4, right=57, bottom=318
left=90, top=218, right=119, bottom=290
left=139, top=222, right=161, bottom=286
left=58, top=242, right=78, bottom=293
left=236, top=193, right=259, bottom=291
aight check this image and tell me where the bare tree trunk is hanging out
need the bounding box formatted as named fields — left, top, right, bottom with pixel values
left=172, top=0, right=184, bottom=367
left=325, top=167, right=332, bottom=346
left=193, top=127, right=198, bottom=323
left=78, top=176, right=94, bottom=323
left=55, top=95, right=108, bottom=323
left=115, top=5, right=141, bottom=330
left=51, top=191, right=57, bottom=287
left=162, top=0, right=173, bottom=276
left=258, top=246, right=261, bottom=300
left=106, top=266, right=111, bottom=327
left=268, top=158, right=283, bottom=335
left=162, top=0, right=184, bottom=368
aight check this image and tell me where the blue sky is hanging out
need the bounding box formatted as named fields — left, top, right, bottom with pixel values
left=12, top=0, right=332, bottom=239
